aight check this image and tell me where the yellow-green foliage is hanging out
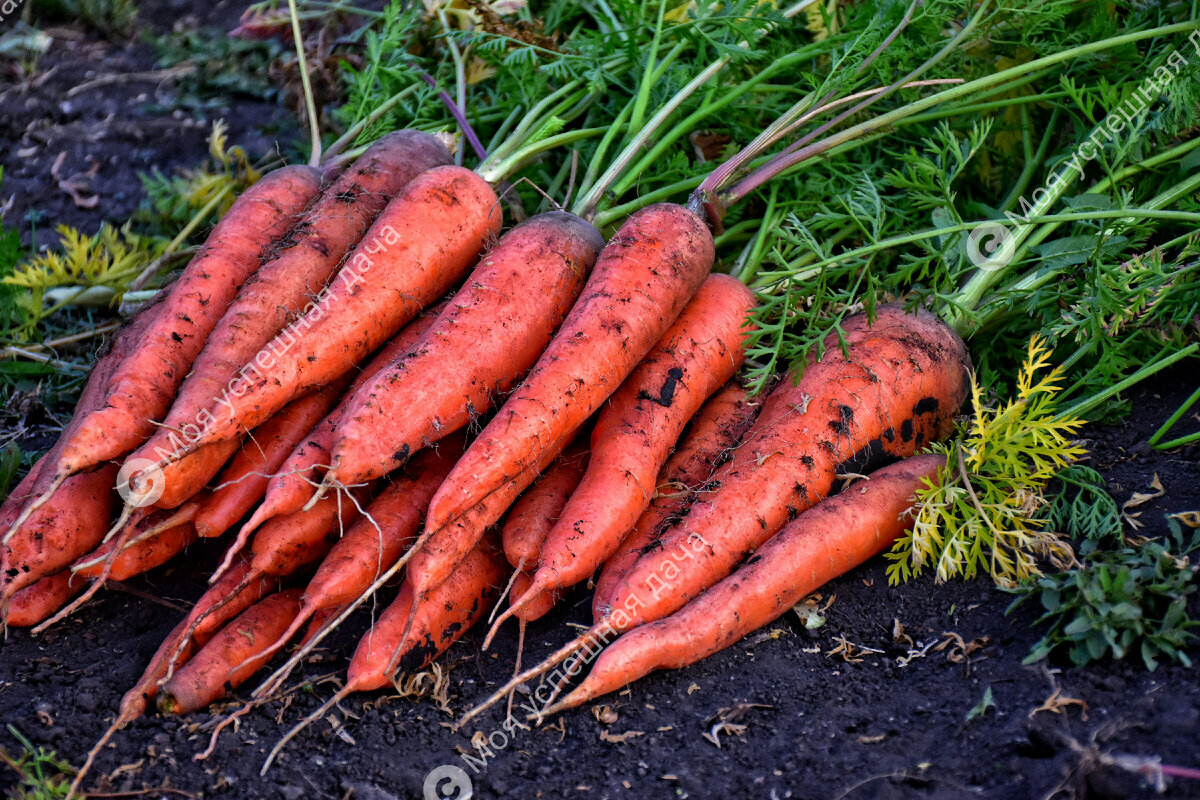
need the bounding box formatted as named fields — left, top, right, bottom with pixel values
left=4, top=223, right=164, bottom=297
left=886, top=336, right=1088, bottom=587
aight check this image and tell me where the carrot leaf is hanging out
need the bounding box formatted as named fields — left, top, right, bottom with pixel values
left=886, top=335, right=1086, bottom=587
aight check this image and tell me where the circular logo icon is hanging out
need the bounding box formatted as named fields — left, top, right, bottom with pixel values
left=966, top=222, right=1014, bottom=272
left=423, top=765, right=473, bottom=800
left=116, top=458, right=166, bottom=507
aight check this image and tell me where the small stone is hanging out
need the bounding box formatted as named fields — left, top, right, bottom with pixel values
left=278, top=785, right=305, bottom=800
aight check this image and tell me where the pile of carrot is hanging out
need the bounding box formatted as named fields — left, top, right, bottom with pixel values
left=0, top=123, right=971, bottom=790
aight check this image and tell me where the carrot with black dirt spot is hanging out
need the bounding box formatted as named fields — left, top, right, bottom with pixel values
left=459, top=305, right=970, bottom=727
left=593, top=380, right=760, bottom=614
left=49, top=164, right=323, bottom=478
left=121, top=131, right=451, bottom=497
left=420, top=202, right=716, bottom=542
left=495, top=274, right=756, bottom=632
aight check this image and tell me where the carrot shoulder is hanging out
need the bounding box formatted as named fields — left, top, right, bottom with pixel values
left=555, top=454, right=946, bottom=710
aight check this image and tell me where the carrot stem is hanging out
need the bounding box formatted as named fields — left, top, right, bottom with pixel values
left=286, top=0, right=322, bottom=167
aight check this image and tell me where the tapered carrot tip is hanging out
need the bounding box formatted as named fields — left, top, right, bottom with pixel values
left=535, top=684, right=594, bottom=719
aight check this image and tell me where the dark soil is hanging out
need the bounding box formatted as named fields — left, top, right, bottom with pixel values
left=2, top=5, right=1200, bottom=800
left=0, top=0, right=291, bottom=251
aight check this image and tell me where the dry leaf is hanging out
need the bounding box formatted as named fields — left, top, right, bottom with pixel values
left=702, top=721, right=747, bottom=748
left=1030, top=686, right=1089, bottom=720
left=1169, top=511, right=1200, bottom=529
left=599, top=729, right=645, bottom=744
left=592, top=705, right=618, bottom=725
left=1122, top=473, right=1166, bottom=530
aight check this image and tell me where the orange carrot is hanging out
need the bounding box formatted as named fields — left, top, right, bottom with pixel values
left=184, top=164, right=502, bottom=450
left=232, top=307, right=442, bottom=542
left=0, top=463, right=118, bottom=602
left=546, top=454, right=946, bottom=713
left=593, top=381, right=760, bottom=614
left=324, top=211, right=604, bottom=487
left=193, top=379, right=349, bottom=538
left=159, top=589, right=304, bottom=714
left=261, top=536, right=506, bottom=773
left=460, top=306, right=969, bottom=727
left=421, top=203, right=714, bottom=543
left=248, top=435, right=464, bottom=668
left=71, top=513, right=198, bottom=581
left=500, top=441, right=589, bottom=570
left=2, top=298, right=165, bottom=545
left=52, top=165, right=323, bottom=476
left=4, top=570, right=86, bottom=627
left=122, top=132, right=451, bottom=490
left=508, top=571, right=562, bottom=623
left=504, top=274, right=755, bottom=622
left=592, top=305, right=969, bottom=632
left=405, top=428, right=574, bottom=600
left=72, top=556, right=279, bottom=797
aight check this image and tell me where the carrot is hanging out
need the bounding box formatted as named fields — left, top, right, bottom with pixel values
left=0, top=463, right=119, bottom=602
left=405, top=427, right=575, bottom=600
left=593, top=304, right=968, bottom=630
left=193, top=378, right=349, bottom=539
left=71, top=513, right=198, bottom=581
left=247, top=435, right=464, bottom=669
left=3, top=570, right=86, bottom=627
left=593, top=381, right=760, bottom=614
left=544, top=454, right=946, bottom=713
left=122, top=132, right=451, bottom=491
left=158, top=589, right=304, bottom=715
left=460, top=305, right=969, bottom=726
left=508, top=571, right=562, bottom=623
left=323, top=211, right=604, bottom=488
left=2, top=298, right=165, bottom=545
left=500, top=441, right=589, bottom=570
left=231, top=307, right=442, bottom=544
left=421, top=202, right=714, bottom=543
left=51, top=165, right=323, bottom=478
left=246, top=491, right=365, bottom=579
left=71, top=555, right=279, bottom=796
left=261, top=536, right=506, bottom=773
left=499, top=274, right=755, bottom=627
left=183, top=164, right=502, bottom=451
